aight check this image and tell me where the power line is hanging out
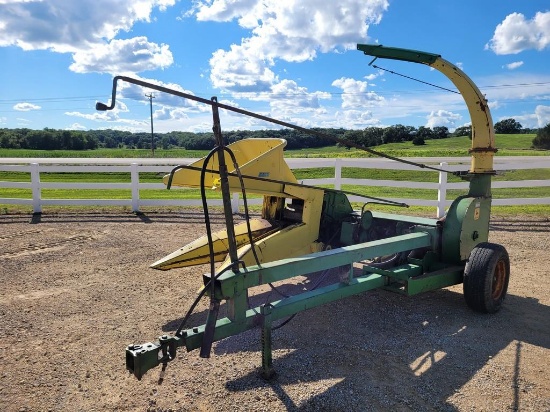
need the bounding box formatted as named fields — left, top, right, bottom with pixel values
left=0, top=81, right=549, bottom=104
left=0, top=96, right=105, bottom=104
left=482, top=82, right=550, bottom=89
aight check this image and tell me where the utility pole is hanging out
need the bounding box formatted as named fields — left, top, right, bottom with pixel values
left=145, top=93, right=155, bottom=156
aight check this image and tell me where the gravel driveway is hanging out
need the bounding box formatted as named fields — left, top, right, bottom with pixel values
left=0, top=210, right=549, bottom=411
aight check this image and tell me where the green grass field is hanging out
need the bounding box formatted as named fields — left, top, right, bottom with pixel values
left=0, top=148, right=208, bottom=158
left=286, top=134, right=547, bottom=157
left=1, top=134, right=548, bottom=216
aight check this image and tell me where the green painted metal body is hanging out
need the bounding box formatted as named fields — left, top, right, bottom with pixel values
left=125, top=44, right=496, bottom=380
left=442, top=196, right=491, bottom=263
left=357, top=44, right=440, bottom=64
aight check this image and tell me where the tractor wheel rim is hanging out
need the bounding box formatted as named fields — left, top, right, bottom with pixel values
left=492, top=260, right=506, bottom=300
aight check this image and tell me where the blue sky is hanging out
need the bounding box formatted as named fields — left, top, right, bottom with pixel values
left=1, top=0, right=549, bottom=133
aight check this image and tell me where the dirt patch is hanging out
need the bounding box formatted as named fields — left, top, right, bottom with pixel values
left=0, top=211, right=549, bottom=411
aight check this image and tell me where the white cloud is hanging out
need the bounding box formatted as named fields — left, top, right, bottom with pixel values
left=504, top=61, right=524, bottom=70
left=99, top=125, right=146, bottom=133
left=426, top=109, right=461, bottom=128
left=335, top=109, right=380, bottom=129
left=194, top=0, right=260, bottom=23
left=0, top=0, right=176, bottom=52
left=116, top=75, right=207, bottom=111
left=13, top=102, right=41, bottom=111
left=488, top=100, right=501, bottom=110
left=0, top=0, right=176, bottom=75
left=191, top=0, right=389, bottom=92
left=69, top=37, right=173, bottom=74
left=16, top=118, right=32, bottom=126
left=266, top=80, right=331, bottom=117
left=65, top=99, right=147, bottom=126
left=65, top=111, right=121, bottom=122
left=515, top=105, right=550, bottom=128
left=486, top=12, right=550, bottom=55
left=209, top=43, right=277, bottom=92
left=535, top=105, right=550, bottom=127
left=154, top=106, right=189, bottom=121
left=66, top=122, right=87, bottom=130
left=332, top=77, right=384, bottom=108
left=364, top=70, right=383, bottom=81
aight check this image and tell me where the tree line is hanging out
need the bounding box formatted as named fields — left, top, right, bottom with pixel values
left=0, top=128, right=99, bottom=150
left=0, top=118, right=546, bottom=151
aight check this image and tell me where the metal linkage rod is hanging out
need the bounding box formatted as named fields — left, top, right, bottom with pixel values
left=96, top=76, right=453, bottom=174
left=166, top=164, right=410, bottom=208
left=199, top=97, right=238, bottom=358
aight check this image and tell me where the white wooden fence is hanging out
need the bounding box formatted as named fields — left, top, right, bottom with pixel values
left=1, top=156, right=549, bottom=217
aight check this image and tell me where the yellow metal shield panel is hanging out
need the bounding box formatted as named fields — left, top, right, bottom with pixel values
left=164, top=138, right=297, bottom=196
left=150, top=218, right=274, bottom=270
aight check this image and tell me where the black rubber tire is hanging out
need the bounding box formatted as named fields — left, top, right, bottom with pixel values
left=463, top=242, right=510, bottom=314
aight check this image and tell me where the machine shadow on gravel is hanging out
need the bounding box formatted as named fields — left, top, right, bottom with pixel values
left=218, top=289, right=549, bottom=411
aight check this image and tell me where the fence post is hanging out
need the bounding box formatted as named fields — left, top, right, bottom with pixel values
left=334, top=158, right=342, bottom=190
left=131, top=163, right=140, bottom=212
left=437, top=162, right=448, bottom=218
left=30, top=163, right=42, bottom=214
left=231, top=193, right=240, bottom=214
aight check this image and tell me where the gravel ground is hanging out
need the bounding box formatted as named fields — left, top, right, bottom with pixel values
left=0, top=210, right=549, bottom=412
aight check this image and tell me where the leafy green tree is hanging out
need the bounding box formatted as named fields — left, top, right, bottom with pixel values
left=454, top=125, right=472, bottom=137
left=382, top=124, right=411, bottom=144
left=416, top=126, right=435, bottom=140
left=412, top=136, right=425, bottom=145
left=342, top=129, right=363, bottom=146
left=362, top=127, right=384, bottom=147
left=70, top=132, right=86, bottom=150
left=494, top=118, right=522, bottom=134
left=159, top=136, right=171, bottom=150
left=432, top=126, right=449, bottom=139
left=404, top=125, right=417, bottom=141
left=0, top=129, right=20, bottom=148
left=532, top=123, right=550, bottom=149
left=87, top=135, right=99, bottom=150
left=103, top=136, right=118, bottom=148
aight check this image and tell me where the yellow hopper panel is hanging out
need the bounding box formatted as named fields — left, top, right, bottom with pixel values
left=164, top=138, right=297, bottom=196
left=215, top=223, right=325, bottom=275
left=150, top=218, right=275, bottom=270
